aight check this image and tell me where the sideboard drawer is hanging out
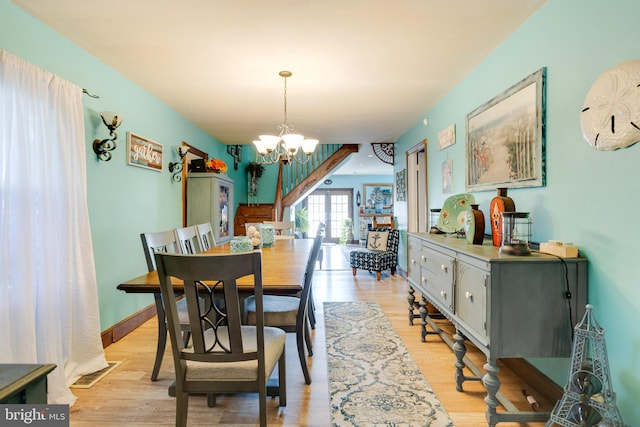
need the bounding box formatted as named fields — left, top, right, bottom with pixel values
left=407, top=238, right=422, bottom=285
left=421, top=267, right=454, bottom=313
left=420, top=246, right=454, bottom=285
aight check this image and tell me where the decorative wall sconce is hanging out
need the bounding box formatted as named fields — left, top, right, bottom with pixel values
left=93, top=111, right=124, bottom=161
left=356, top=191, right=361, bottom=207
left=168, top=145, right=189, bottom=182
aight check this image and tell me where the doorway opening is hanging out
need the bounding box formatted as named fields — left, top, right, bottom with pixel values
left=406, top=140, right=428, bottom=233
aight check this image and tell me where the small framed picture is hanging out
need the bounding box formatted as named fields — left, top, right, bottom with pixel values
left=127, top=132, right=163, bottom=171
left=442, top=159, right=453, bottom=194
left=438, top=124, right=455, bottom=150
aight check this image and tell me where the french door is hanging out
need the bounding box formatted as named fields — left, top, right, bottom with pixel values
left=305, top=189, right=353, bottom=243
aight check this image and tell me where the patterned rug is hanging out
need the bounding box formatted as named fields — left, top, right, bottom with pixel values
left=324, top=302, right=453, bottom=427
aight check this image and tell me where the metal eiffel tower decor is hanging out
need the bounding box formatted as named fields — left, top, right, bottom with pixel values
left=545, top=304, right=626, bottom=427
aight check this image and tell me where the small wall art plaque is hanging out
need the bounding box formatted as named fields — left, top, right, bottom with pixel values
left=438, top=124, right=455, bottom=150
left=127, top=132, right=163, bottom=171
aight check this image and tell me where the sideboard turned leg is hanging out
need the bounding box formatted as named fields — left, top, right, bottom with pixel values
left=408, top=286, right=416, bottom=325
left=453, top=331, right=468, bottom=391
left=419, top=295, right=428, bottom=342
left=483, top=358, right=501, bottom=427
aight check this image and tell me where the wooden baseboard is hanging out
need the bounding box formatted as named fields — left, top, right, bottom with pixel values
left=100, top=304, right=157, bottom=348
left=501, top=358, right=563, bottom=402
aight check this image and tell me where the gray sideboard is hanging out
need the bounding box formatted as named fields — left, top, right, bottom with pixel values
left=407, top=233, right=587, bottom=426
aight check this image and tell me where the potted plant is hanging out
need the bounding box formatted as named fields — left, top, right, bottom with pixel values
left=245, top=162, right=265, bottom=196
left=295, top=207, right=310, bottom=238
left=339, top=218, right=353, bottom=244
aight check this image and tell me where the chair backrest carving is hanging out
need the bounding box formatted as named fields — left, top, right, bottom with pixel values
left=140, top=230, right=179, bottom=271
left=196, top=222, right=216, bottom=250
left=155, top=251, right=265, bottom=363
left=174, top=225, right=202, bottom=254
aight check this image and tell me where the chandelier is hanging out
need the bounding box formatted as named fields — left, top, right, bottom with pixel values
left=253, top=71, right=319, bottom=164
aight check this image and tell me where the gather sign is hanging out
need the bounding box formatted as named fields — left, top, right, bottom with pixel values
left=127, top=132, right=163, bottom=171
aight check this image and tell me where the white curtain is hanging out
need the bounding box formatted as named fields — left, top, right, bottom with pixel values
left=0, top=49, right=107, bottom=405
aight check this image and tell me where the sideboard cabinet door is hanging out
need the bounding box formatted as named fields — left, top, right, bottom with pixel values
left=186, top=173, right=234, bottom=244
left=455, top=260, right=489, bottom=346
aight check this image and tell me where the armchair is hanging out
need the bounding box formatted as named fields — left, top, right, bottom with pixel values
left=349, top=228, right=399, bottom=281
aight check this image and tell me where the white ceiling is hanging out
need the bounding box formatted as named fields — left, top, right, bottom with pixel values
left=12, top=0, right=546, bottom=175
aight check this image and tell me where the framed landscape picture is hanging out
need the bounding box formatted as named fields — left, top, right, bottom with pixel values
left=465, top=68, right=546, bottom=192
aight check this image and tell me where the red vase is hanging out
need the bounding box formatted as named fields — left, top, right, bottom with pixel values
left=489, top=188, right=515, bottom=247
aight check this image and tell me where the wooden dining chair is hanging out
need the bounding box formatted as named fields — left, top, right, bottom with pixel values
left=263, top=221, right=295, bottom=239
left=195, top=222, right=216, bottom=250
left=174, top=225, right=202, bottom=254
left=155, top=251, right=287, bottom=427
left=140, top=230, right=192, bottom=381
left=244, top=223, right=325, bottom=385
left=373, top=215, right=395, bottom=228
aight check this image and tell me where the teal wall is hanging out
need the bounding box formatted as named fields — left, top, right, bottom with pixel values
left=4, top=0, right=638, bottom=422
left=0, top=0, right=247, bottom=331
left=394, top=0, right=640, bottom=423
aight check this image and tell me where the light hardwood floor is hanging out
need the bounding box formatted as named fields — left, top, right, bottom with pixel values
left=70, top=244, right=556, bottom=426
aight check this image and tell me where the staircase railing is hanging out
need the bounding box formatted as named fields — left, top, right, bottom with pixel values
left=280, top=144, right=342, bottom=194
left=273, top=144, right=359, bottom=219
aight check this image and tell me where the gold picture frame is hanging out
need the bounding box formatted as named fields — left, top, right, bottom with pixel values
left=363, top=183, right=393, bottom=214
left=465, top=68, right=546, bottom=192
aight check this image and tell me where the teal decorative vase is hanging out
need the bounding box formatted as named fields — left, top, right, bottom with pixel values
left=230, top=237, right=252, bottom=253
left=261, top=224, right=274, bottom=248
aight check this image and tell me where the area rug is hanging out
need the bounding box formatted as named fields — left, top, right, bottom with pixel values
left=324, top=302, right=453, bottom=427
left=70, top=361, right=121, bottom=389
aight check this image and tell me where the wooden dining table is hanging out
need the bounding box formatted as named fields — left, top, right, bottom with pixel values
left=118, top=238, right=313, bottom=396
left=117, top=237, right=312, bottom=296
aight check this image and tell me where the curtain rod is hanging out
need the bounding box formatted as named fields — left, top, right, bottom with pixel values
left=82, top=88, right=99, bottom=98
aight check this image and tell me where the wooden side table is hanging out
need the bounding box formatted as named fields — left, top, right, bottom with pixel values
left=0, top=364, right=57, bottom=404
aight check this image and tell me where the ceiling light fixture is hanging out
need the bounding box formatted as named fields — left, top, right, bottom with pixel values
left=253, top=71, right=319, bottom=165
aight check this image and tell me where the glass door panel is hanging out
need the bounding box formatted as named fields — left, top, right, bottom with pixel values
left=305, top=189, right=353, bottom=243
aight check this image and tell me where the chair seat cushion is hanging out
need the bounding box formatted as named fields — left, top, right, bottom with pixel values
left=244, top=295, right=299, bottom=326
left=184, top=325, right=285, bottom=381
